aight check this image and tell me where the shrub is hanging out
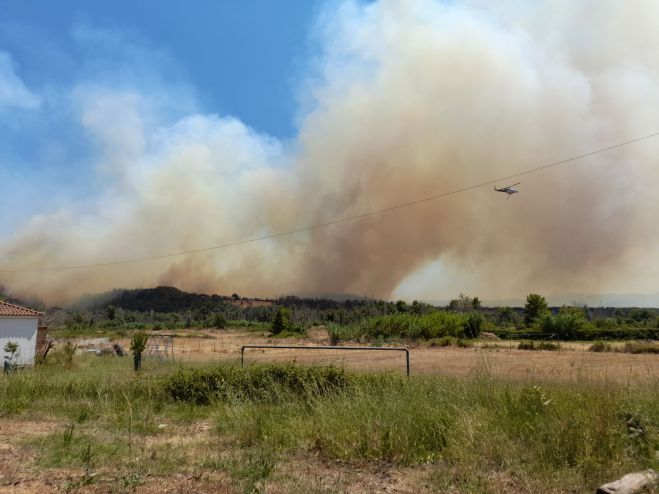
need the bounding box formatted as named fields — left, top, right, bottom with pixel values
left=162, top=364, right=349, bottom=405
left=272, top=329, right=308, bottom=339
left=429, top=336, right=456, bottom=347
left=518, top=340, right=536, bottom=350
left=62, top=342, right=77, bottom=368
left=621, top=342, right=659, bottom=354
left=3, top=341, right=19, bottom=359
left=536, top=311, right=585, bottom=340
left=589, top=341, right=612, bottom=352
left=518, top=341, right=559, bottom=351
left=463, top=313, right=484, bottom=338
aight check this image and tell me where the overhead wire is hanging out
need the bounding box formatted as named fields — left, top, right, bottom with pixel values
left=1, top=131, right=658, bottom=273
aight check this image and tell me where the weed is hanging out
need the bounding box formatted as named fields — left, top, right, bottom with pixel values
left=121, top=472, right=145, bottom=490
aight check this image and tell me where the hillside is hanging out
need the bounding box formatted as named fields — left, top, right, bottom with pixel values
left=70, top=286, right=232, bottom=313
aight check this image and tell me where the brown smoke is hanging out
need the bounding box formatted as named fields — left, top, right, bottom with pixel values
left=2, top=0, right=659, bottom=304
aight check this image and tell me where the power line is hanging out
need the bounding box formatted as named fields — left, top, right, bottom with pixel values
left=2, top=131, right=658, bottom=273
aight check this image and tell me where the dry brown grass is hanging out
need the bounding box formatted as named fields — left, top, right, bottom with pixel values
left=127, top=328, right=659, bottom=384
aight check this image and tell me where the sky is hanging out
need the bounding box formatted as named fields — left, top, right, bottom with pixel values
left=0, top=0, right=324, bottom=236
left=2, top=0, right=659, bottom=306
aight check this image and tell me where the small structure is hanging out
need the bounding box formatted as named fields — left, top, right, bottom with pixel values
left=144, top=334, right=175, bottom=361
left=0, top=300, right=44, bottom=365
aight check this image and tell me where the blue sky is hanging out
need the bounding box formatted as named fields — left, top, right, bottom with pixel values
left=0, top=0, right=325, bottom=137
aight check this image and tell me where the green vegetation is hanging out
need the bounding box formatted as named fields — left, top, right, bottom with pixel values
left=524, top=293, right=549, bottom=326
left=3, top=340, right=19, bottom=359
left=129, top=331, right=149, bottom=371
left=327, top=311, right=475, bottom=341
left=1, top=355, right=658, bottom=492
left=270, top=306, right=293, bottom=335
left=24, top=286, right=656, bottom=344
left=163, top=364, right=348, bottom=405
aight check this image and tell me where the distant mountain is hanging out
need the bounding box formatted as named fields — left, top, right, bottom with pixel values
left=67, top=286, right=659, bottom=313
left=69, top=286, right=232, bottom=313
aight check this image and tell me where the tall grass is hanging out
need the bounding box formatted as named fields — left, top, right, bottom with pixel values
left=1, top=356, right=658, bottom=492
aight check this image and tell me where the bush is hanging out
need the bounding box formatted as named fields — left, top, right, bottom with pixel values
left=429, top=336, right=456, bottom=347
left=335, top=312, right=467, bottom=341
left=495, top=326, right=659, bottom=341
left=589, top=341, right=612, bottom=353
left=621, top=342, right=659, bottom=354
left=517, top=340, right=559, bottom=351
left=62, top=342, right=77, bottom=368
left=536, top=312, right=585, bottom=340
left=518, top=340, right=536, bottom=350
left=162, top=363, right=349, bottom=405
left=463, top=313, right=484, bottom=338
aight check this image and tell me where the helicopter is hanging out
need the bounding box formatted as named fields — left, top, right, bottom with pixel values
left=494, top=182, right=520, bottom=199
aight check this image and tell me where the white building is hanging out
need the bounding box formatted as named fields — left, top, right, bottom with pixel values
left=0, top=300, right=44, bottom=366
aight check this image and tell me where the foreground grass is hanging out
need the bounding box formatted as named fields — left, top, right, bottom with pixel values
left=1, top=355, right=658, bottom=493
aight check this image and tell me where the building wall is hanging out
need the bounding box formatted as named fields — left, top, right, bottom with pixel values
left=0, top=317, right=38, bottom=365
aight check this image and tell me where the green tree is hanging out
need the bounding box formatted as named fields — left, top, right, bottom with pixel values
left=271, top=307, right=292, bottom=335
left=3, top=341, right=19, bottom=359
left=106, top=305, right=116, bottom=321
left=449, top=294, right=473, bottom=312
left=472, top=297, right=482, bottom=310
left=130, top=331, right=149, bottom=371
left=524, top=293, right=548, bottom=327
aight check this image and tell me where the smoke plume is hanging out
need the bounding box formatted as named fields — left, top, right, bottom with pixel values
left=2, top=0, right=659, bottom=304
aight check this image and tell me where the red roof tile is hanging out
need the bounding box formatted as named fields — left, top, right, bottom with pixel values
left=0, top=300, right=44, bottom=317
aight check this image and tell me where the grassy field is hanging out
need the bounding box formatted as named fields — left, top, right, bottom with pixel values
left=1, top=348, right=659, bottom=493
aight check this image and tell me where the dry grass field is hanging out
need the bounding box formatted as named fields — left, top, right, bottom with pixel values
left=162, top=328, right=659, bottom=384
